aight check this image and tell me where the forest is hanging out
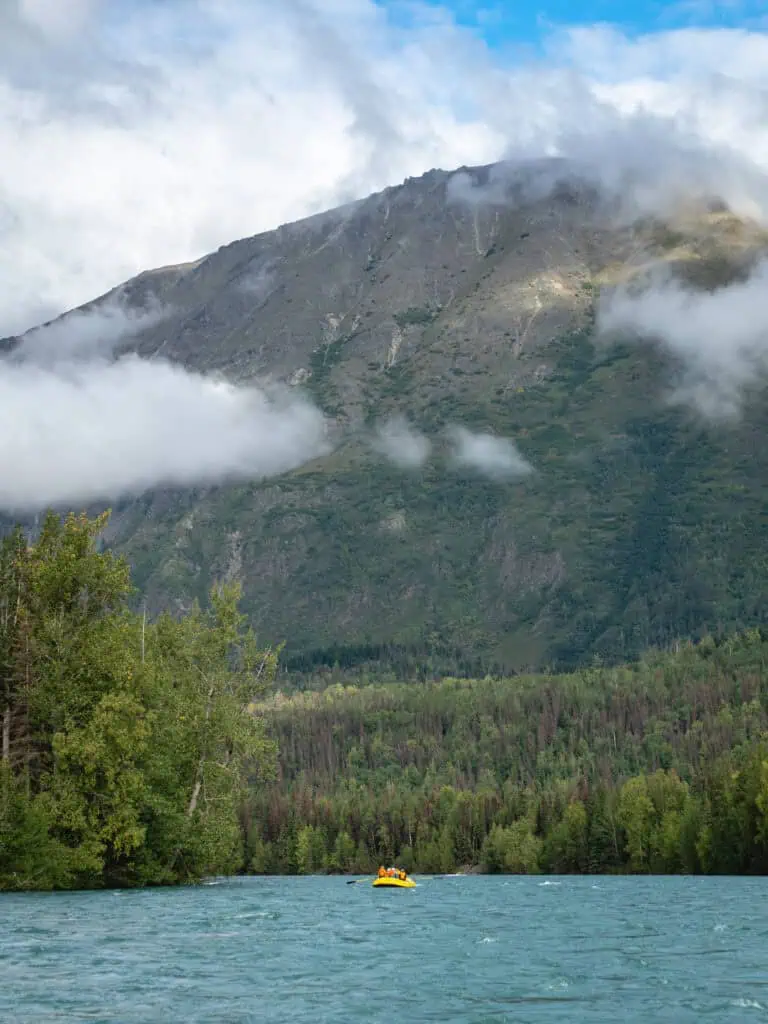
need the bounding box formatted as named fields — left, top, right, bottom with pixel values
left=0, top=511, right=277, bottom=891
left=2, top=509, right=768, bottom=889
left=245, top=628, right=768, bottom=876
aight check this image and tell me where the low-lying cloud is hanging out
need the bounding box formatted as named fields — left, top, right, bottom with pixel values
left=370, top=417, right=533, bottom=481
left=597, top=259, right=768, bottom=419
left=12, top=300, right=166, bottom=366
left=371, top=415, right=431, bottom=469
left=448, top=427, right=533, bottom=481
left=0, top=306, right=331, bottom=511
left=238, top=260, right=279, bottom=305
left=446, top=87, right=768, bottom=228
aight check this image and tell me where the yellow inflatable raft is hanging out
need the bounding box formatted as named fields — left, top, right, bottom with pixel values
left=372, top=875, right=416, bottom=889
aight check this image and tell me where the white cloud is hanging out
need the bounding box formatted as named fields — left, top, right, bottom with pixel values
left=449, top=59, right=768, bottom=226
left=3, top=0, right=768, bottom=507
left=18, top=0, right=98, bottom=39
left=597, top=259, right=768, bottom=419
left=448, top=426, right=532, bottom=480
left=0, top=0, right=501, bottom=336
left=0, top=347, right=331, bottom=511
left=4, top=4, right=768, bottom=336
left=371, top=415, right=431, bottom=469
left=0, top=299, right=331, bottom=511
left=13, top=299, right=166, bottom=366
left=238, top=259, right=280, bottom=305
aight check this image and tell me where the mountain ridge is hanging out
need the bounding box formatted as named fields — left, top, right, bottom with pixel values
left=3, top=159, right=768, bottom=677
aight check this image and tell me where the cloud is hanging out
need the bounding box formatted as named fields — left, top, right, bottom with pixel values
left=371, top=415, right=431, bottom=469
left=237, top=259, right=280, bottom=305
left=448, top=426, right=533, bottom=480
left=597, top=259, right=768, bottom=418
left=0, top=302, right=332, bottom=511
left=18, top=0, right=98, bottom=40
left=3, top=0, right=768, bottom=497
left=5, top=4, right=768, bottom=337
left=447, top=63, right=768, bottom=226
left=371, top=417, right=534, bottom=479
left=0, top=0, right=500, bottom=336
left=10, top=299, right=166, bottom=366
left=0, top=354, right=331, bottom=512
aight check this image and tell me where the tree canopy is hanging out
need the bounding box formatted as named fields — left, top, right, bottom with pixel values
left=0, top=511, right=277, bottom=890
left=3, top=509, right=768, bottom=887
left=243, top=628, right=768, bottom=876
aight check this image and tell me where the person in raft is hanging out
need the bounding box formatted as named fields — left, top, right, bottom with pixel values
left=378, top=866, right=408, bottom=880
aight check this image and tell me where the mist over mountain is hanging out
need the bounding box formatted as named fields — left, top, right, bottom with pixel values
left=3, top=0, right=768, bottom=674
left=2, top=150, right=767, bottom=674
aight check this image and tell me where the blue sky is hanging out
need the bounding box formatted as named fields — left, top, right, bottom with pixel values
left=387, top=0, right=767, bottom=48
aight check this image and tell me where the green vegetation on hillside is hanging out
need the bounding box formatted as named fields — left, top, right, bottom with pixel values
left=243, top=629, right=768, bottom=875
left=4, top=510, right=768, bottom=887
left=113, top=308, right=768, bottom=682
left=24, top=194, right=759, bottom=682
left=0, top=511, right=276, bottom=891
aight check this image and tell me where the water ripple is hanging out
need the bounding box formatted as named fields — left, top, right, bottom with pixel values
left=1, top=876, right=766, bottom=1022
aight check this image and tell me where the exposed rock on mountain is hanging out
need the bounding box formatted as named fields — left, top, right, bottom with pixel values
left=4, top=161, right=768, bottom=675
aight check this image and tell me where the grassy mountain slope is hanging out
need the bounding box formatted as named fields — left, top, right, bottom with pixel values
left=8, top=164, right=768, bottom=674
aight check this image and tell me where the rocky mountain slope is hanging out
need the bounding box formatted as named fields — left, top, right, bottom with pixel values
left=6, top=162, right=768, bottom=675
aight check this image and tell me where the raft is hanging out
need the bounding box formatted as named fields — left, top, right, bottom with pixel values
left=372, top=876, right=416, bottom=889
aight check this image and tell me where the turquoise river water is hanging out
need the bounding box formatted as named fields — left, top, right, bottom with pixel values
left=1, top=875, right=766, bottom=1022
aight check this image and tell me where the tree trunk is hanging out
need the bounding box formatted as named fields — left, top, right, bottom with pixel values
left=186, top=777, right=202, bottom=818
left=2, top=706, right=9, bottom=764
left=186, top=683, right=215, bottom=818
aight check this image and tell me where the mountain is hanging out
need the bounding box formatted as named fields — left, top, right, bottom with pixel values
left=5, top=161, right=768, bottom=676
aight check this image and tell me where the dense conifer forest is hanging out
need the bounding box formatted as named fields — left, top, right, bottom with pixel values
left=246, top=630, right=768, bottom=876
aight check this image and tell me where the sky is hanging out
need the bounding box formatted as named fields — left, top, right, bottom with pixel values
left=1, top=0, right=768, bottom=336
left=2, top=0, right=768, bottom=509
left=407, top=0, right=767, bottom=45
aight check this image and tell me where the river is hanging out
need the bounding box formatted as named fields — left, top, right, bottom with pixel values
left=1, top=875, right=765, bottom=1022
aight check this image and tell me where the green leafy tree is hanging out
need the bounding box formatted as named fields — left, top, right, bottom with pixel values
left=329, top=831, right=356, bottom=873
left=296, top=825, right=327, bottom=874
left=0, top=511, right=279, bottom=891
left=482, top=821, right=541, bottom=874
left=617, top=776, right=655, bottom=872
left=544, top=800, right=589, bottom=873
